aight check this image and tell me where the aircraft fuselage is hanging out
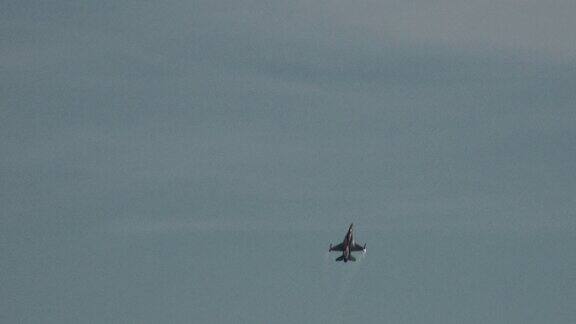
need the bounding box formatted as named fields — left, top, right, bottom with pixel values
left=329, top=223, right=365, bottom=262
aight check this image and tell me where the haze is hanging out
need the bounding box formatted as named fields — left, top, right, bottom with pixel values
left=2, top=0, right=575, bottom=322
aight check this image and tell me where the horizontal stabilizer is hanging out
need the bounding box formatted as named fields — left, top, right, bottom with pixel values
left=335, top=255, right=345, bottom=262
left=348, top=255, right=356, bottom=262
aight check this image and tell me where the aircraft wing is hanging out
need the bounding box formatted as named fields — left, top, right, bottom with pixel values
left=330, top=243, right=344, bottom=251
left=351, top=242, right=366, bottom=252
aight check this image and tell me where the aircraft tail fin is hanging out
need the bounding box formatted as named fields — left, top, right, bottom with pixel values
left=335, top=255, right=356, bottom=262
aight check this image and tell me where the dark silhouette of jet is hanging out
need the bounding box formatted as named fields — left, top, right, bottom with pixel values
left=329, top=223, right=366, bottom=262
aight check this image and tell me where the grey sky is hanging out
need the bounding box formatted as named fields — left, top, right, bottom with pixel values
left=2, top=0, right=575, bottom=323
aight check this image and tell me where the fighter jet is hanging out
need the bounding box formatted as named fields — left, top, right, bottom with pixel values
left=328, top=223, right=366, bottom=262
